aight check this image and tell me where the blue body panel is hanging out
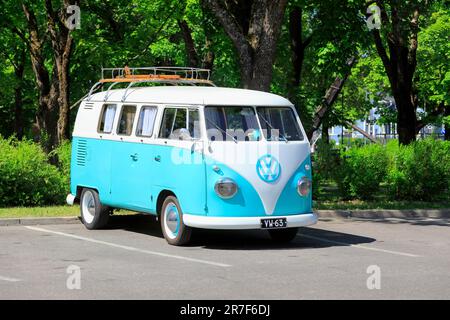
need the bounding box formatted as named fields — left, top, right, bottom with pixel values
left=205, top=161, right=266, bottom=217
left=70, top=137, right=312, bottom=217
left=272, top=156, right=312, bottom=215
left=71, top=137, right=206, bottom=215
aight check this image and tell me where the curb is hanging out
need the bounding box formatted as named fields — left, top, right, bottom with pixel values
left=0, top=216, right=81, bottom=227
left=316, top=209, right=450, bottom=220
left=0, top=209, right=449, bottom=227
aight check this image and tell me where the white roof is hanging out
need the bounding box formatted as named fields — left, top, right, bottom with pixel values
left=87, top=86, right=292, bottom=106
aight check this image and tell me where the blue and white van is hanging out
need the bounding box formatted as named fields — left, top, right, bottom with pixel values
left=67, top=67, right=317, bottom=245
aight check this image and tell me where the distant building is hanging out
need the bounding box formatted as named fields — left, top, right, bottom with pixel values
left=329, top=103, right=445, bottom=145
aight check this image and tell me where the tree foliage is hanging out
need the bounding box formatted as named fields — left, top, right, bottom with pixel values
left=0, top=0, right=448, bottom=146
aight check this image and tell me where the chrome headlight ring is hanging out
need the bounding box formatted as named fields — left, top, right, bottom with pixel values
left=214, top=178, right=238, bottom=199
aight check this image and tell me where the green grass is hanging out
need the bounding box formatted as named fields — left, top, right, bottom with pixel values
left=314, top=180, right=450, bottom=210
left=0, top=205, right=138, bottom=219
left=314, top=200, right=450, bottom=210
left=0, top=205, right=80, bottom=218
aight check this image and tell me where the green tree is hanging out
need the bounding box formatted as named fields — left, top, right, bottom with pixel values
left=368, top=0, right=439, bottom=145
left=416, top=5, right=450, bottom=139
left=202, top=0, right=288, bottom=91
left=273, top=0, right=372, bottom=138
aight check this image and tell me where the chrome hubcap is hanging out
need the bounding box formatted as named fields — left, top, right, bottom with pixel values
left=164, top=202, right=180, bottom=239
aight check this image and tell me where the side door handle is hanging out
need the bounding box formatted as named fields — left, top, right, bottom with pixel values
left=130, top=153, right=139, bottom=161
left=154, top=155, right=161, bottom=162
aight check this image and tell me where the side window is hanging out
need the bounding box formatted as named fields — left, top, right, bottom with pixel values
left=159, top=108, right=200, bottom=140
left=117, top=105, right=136, bottom=136
left=136, top=106, right=157, bottom=137
left=98, top=104, right=117, bottom=133
left=188, top=109, right=201, bottom=139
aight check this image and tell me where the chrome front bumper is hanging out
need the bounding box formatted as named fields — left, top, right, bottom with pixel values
left=183, top=212, right=317, bottom=230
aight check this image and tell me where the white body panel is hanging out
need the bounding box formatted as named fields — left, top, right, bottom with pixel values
left=74, top=86, right=293, bottom=140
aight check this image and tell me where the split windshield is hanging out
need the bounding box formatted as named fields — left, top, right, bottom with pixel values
left=204, top=106, right=303, bottom=142
left=256, top=107, right=304, bottom=141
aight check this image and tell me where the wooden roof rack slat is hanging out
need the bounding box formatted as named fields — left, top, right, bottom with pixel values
left=86, top=66, right=215, bottom=101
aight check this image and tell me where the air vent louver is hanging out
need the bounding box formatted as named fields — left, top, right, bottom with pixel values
left=76, top=139, right=87, bottom=166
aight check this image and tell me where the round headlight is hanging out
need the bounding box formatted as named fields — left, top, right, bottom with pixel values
left=214, top=178, right=238, bottom=199
left=297, top=177, right=312, bottom=196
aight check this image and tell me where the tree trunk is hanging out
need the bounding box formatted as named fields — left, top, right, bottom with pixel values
left=56, top=57, right=71, bottom=143
left=203, top=39, right=215, bottom=71
left=307, top=57, right=356, bottom=140
left=47, top=0, right=73, bottom=144
left=55, top=32, right=73, bottom=143
left=178, top=19, right=215, bottom=74
left=13, top=49, right=26, bottom=140
left=22, top=1, right=73, bottom=150
left=371, top=1, right=420, bottom=145
left=203, top=0, right=287, bottom=92
left=34, top=66, right=60, bottom=149
left=394, top=90, right=417, bottom=145
left=345, top=121, right=377, bottom=143
left=321, top=122, right=329, bottom=144
left=289, top=6, right=312, bottom=98
left=178, top=20, right=200, bottom=68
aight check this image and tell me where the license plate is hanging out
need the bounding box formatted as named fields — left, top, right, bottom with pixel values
left=260, top=218, right=287, bottom=229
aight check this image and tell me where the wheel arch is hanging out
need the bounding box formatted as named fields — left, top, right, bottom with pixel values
left=76, top=186, right=100, bottom=202
left=156, top=189, right=176, bottom=216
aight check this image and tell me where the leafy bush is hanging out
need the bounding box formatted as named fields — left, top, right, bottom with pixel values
left=50, top=140, right=72, bottom=191
left=311, top=140, right=340, bottom=198
left=311, top=168, right=323, bottom=200
left=386, top=138, right=450, bottom=201
left=313, top=140, right=341, bottom=181
left=0, top=137, right=67, bottom=207
left=334, top=144, right=389, bottom=200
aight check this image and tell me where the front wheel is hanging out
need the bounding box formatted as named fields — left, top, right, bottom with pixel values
left=268, top=227, right=299, bottom=243
left=160, top=196, right=192, bottom=246
left=80, top=188, right=110, bottom=230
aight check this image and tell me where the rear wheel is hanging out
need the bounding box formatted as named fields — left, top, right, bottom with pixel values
left=80, top=188, right=110, bottom=230
left=160, top=196, right=192, bottom=246
left=268, top=227, right=299, bottom=243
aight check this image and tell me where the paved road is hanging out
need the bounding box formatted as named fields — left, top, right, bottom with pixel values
left=0, top=215, right=449, bottom=299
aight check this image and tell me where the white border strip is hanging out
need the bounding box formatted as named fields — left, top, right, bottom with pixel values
left=301, top=234, right=421, bottom=258
left=0, top=275, right=21, bottom=282
left=25, top=226, right=231, bottom=268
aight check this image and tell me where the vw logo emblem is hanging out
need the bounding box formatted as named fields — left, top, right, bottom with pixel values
left=256, top=154, right=281, bottom=183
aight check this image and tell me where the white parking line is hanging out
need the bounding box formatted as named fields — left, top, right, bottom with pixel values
left=25, top=226, right=231, bottom=268
left=301, top=234, right=421, bottom=258
left=0, top=275, right=21, bottom=282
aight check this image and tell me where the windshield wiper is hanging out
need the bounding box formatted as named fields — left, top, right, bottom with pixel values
left=205, top=118, right=238, bottom=143
left=257, top=111, right=289, bottom=143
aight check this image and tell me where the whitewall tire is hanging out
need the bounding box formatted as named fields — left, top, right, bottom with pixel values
left=160, top=196, right=192, bottom=246
left=80, top=188, right=110, bottom=230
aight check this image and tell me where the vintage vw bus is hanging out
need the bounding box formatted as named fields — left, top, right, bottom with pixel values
left=67, top=67, right=317, bottom=245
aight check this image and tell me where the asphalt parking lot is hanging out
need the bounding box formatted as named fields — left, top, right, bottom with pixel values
left=1, top=215, right=449, bottom=299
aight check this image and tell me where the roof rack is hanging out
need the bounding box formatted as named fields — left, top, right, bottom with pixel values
left=87, top=66, right=216, bottom=101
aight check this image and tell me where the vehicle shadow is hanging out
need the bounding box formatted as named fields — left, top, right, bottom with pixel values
left=106, top=214, right=163, bottom=236
left=105, top=214, right=376, bottom=251
left=189, top=227, right=375, bottom=250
